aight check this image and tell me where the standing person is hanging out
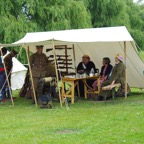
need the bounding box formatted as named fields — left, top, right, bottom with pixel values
left=97, top=54, right=125, bottom=101
left=30, top=45, right=48, bottom=103
left=77, top=54, right=96, bottom=97
left=0, top=47, right=7, bottom=102
left=4, top=49, right=18, bottom=99
left=92, top=57, right=113, bottom=90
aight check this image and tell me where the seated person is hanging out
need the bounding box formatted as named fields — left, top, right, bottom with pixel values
left=92, top=57, right=113, bottom=90
left=97, top=54, right=125, bottom=101
left=77, top=54, right=96, bottom=75
left=76, top=54, right=96, bottom=97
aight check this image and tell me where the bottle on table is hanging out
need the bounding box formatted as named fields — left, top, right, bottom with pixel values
left=89, top=68, right=94, bottom=77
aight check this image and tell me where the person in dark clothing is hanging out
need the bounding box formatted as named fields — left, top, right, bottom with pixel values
left=92, top=57, right=113, bottom=90
left=4, top=50, right=18, bottom=86
left=30, top=45, right=48, bottom=103
left=4, top=49, right=18, bottom=98
left=0, top=47, right=7, bottom=102
left=76, top=55, right=96, bottom=97
left=77, top=55, right=96, bottom=75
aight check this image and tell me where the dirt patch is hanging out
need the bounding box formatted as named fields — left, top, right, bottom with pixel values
left=56, top=129, right=75, bottom=134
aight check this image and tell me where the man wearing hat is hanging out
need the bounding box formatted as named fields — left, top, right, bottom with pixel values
left=3, top=49, right=18, bottom=98
left=30, top=45, right=48, bottom=103
left=77, top=54, right=97, bottom=97
left=97, top=54, right=125, bottom=101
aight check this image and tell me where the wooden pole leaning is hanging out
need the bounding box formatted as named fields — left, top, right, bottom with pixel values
left=124, top=41, right=127, bottom=98
left=0, top=48, right=14, bottom=106
left=26, top=46, right=38, bottom=107
left=52, top=39, right=62, bottom=108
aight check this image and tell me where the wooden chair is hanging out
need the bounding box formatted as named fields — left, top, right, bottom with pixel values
left=102, top=83, right=121, bottom=105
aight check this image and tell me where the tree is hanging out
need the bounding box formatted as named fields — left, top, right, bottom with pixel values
left=0, top=0, right=92, bottom=63
left=125, top=0, right=144, bottom=50
left=0, top=0, right=38, bottom=43
left=86, top=0, right=144, bottom=50
left=22, top=0, right=92, bottom=31
left=87, top=0, right=126, bottom=27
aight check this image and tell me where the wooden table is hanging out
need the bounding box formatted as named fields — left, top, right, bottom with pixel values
left=61, top=76, right=100, bottom=104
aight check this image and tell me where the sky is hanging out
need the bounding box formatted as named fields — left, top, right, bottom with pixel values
left=133, top=0, right=144, bottom=4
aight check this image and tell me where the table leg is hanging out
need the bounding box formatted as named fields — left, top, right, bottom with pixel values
left=77, top=82, right=80, bottom=97
left=97, top=77, right=100, bottom=94
left=61, top=81, right=65, bottom=99
left=83, top=79, right=87, bottom=99
left=71, top=82, right=75, bottom=104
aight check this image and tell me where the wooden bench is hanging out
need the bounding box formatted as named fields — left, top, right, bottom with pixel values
left=102, top=83, right=121, bottom=104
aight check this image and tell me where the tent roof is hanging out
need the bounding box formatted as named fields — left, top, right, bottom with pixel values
left=13, top=26, right=133, bottom=46
left=0, top=26, right=133, bottom=48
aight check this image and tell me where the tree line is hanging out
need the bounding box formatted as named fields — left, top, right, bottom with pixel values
left=0, top=0, right=144, bottom=63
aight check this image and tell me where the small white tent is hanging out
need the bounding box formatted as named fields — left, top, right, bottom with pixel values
left=1, top=26, right=144, bottom=88
left=11, top=57, right=27, bottom=90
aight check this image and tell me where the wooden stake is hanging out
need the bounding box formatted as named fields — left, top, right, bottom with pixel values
left=52, top=40, right=62, bottom=107
left=124, top=41, right=127, bottom=98
left=26, top=46, right=38, bottom=107
left=0, top=48, right=14, bottom=106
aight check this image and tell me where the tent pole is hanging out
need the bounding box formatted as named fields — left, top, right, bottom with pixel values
left=26, top=46, right=38, bottom=107
left=0, top=48, right=14, bottom=106
left=72, top=44, right=77, bottom=73
left=124, top=41, right=127, bottom=98
left=52, top=39, right=62, bottom=108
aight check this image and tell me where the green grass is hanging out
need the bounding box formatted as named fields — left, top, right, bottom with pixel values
left=0, top=90, right=144, bottom=144
left=138, top=51, right=144, bottom=62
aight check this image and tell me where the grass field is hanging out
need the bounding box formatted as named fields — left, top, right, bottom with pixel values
left=0, top=90, right=144, bottom=144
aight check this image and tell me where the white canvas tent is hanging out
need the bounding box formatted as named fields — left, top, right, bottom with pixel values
left=11, top=57, right=27, bottom=90
left=1, top=26, right=144, bottom=88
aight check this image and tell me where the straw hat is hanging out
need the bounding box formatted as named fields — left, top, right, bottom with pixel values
left=116, top=54, right=124, bottom=61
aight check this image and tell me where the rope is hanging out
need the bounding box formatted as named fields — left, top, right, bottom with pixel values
left=118, top=42, right=144, bottom=81
left=134, top=42, right=144, bottom=62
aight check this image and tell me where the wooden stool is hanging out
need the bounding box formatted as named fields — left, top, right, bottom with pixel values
left=102, top=83, right=121, bottom=105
